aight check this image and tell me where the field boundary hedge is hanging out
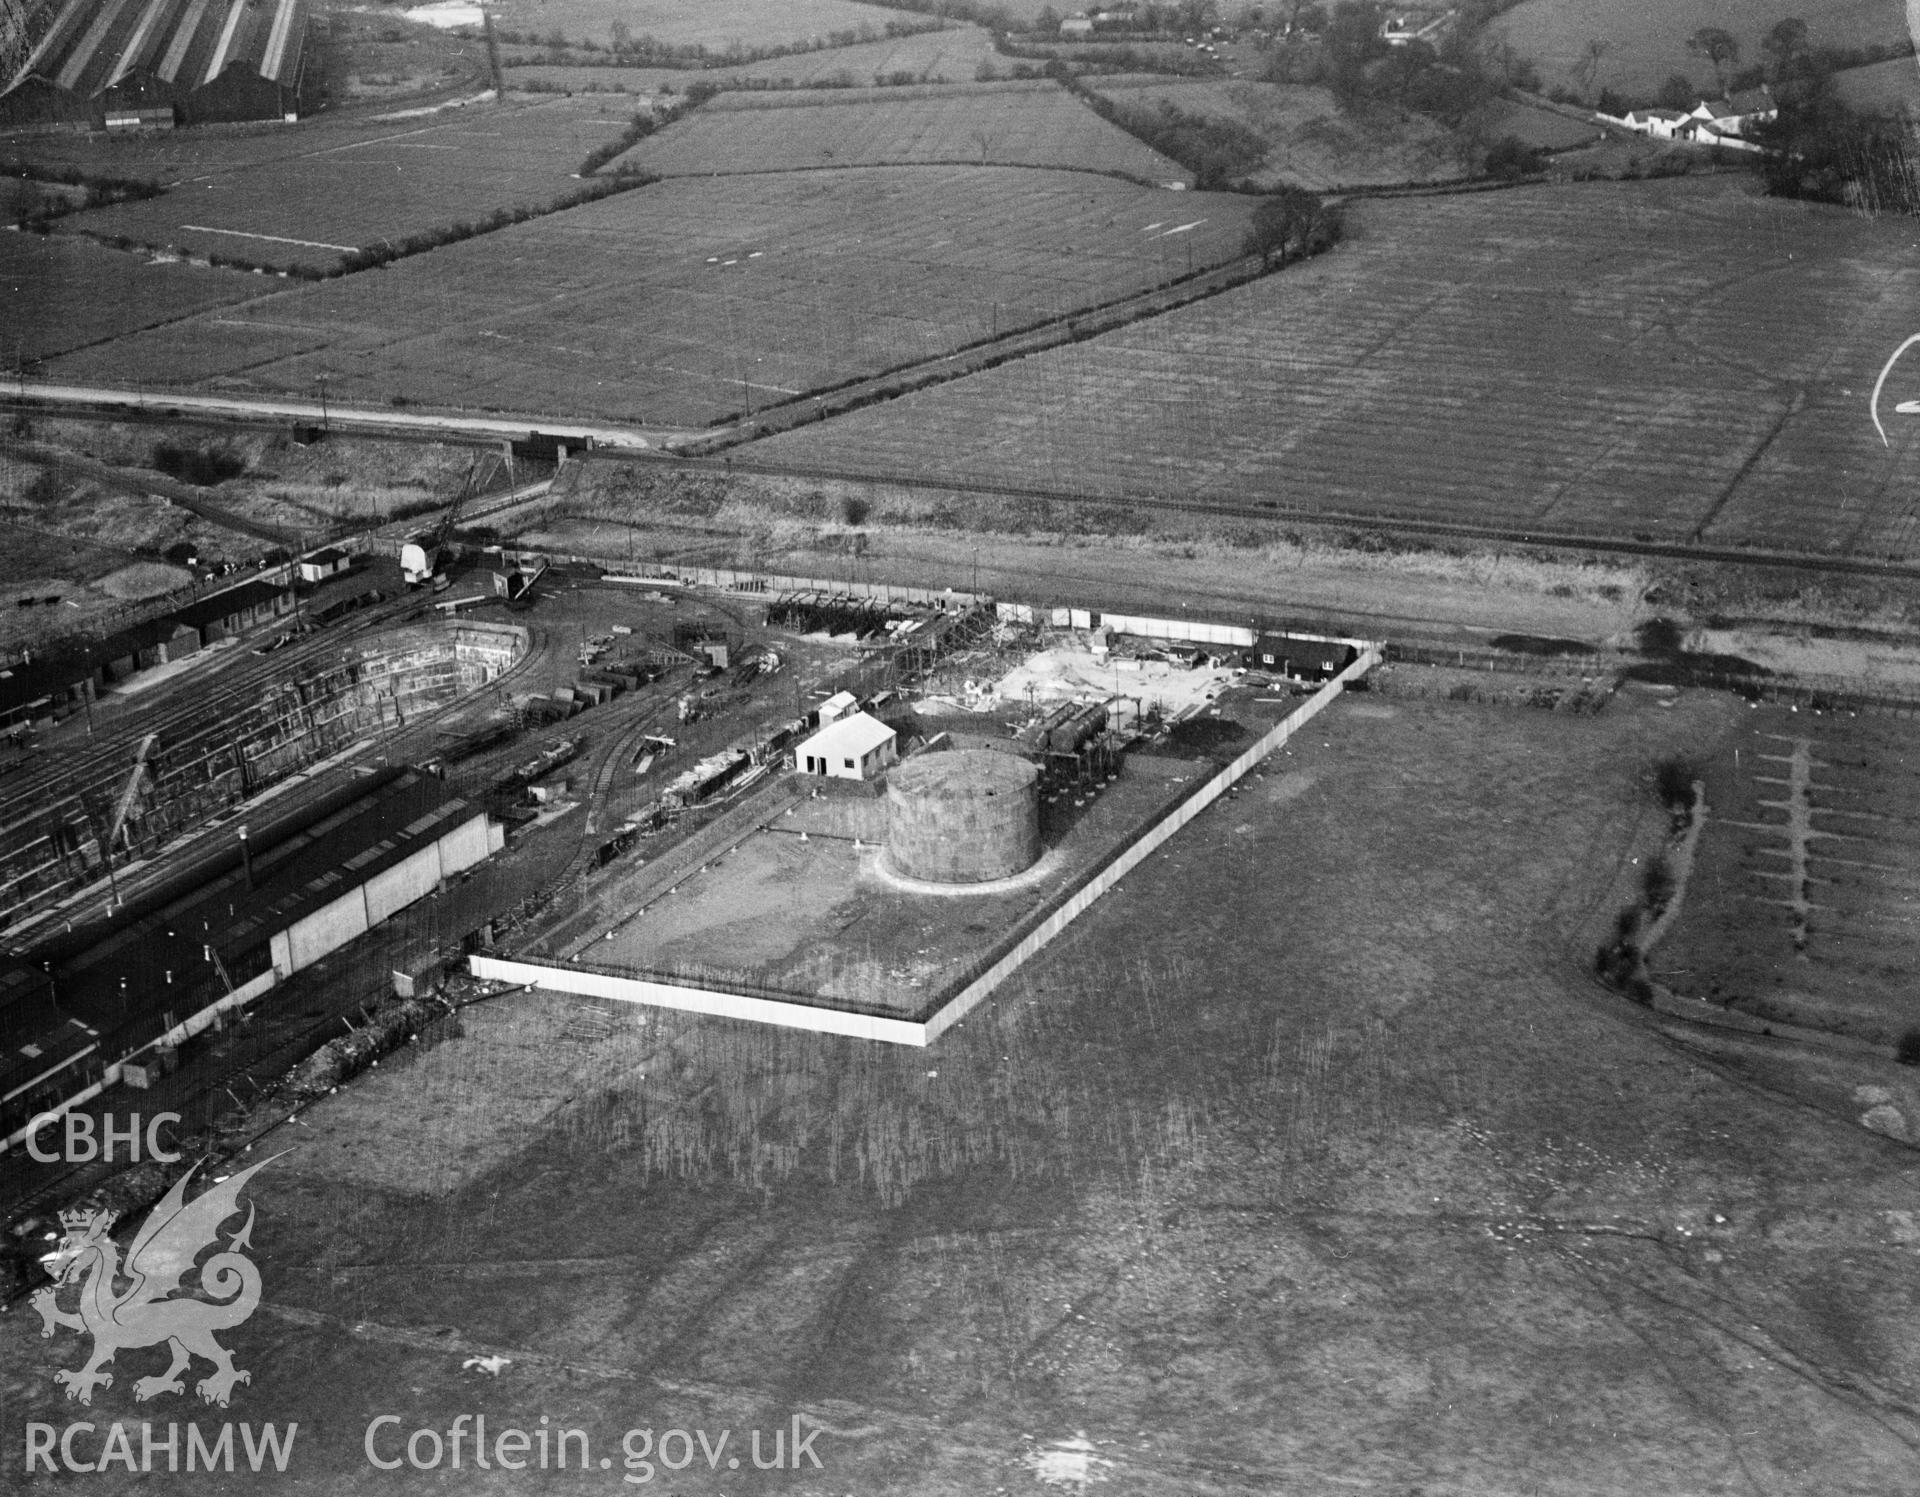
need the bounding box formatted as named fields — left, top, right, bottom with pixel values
left=63, top=170, right=660, bottom=280
left=641, top=155, right=1168, bottom=188
left=697, top=76, right=1061, bottom=109
left=493, top=14, right=952, bottom=66
left=578, top=83, right=715, bottom=173
left=682, top=241, right=1290, bottom=447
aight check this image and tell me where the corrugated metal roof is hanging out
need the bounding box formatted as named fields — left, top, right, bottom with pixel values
left=57, top=771, right=488, bottom=1026
left=106, top=0, right=179, bottom=85
left=11, top=0, right=94, bottom=91
left=156, top=0, right=218, bottom=83
left=5, top=0, right=303, bottom=99
left=55, top=0, right=137, bottom=90
left=799, top=711, right=897, bottom=760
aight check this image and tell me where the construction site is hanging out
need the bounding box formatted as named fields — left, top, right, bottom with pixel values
left=479, top=597, right=1370, bottom=1043
left=0, top=514, right=1372, bottom=1192
left=8, top=430, right=1919, bottom=1495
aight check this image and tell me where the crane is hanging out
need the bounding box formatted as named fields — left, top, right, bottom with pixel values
left=104, top=733, right=161, bottom=853
left=401, top=456, right=489, bottom=589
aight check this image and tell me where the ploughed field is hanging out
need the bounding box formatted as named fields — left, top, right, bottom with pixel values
left=608, top=80, right=1191, bottom=182
left=42, top=168, right=1256, bottom=426
left=0, top=232, right=266, bottom=363
left=46, top=96, right=642, bottom=275
left=745, top=177, right=1920, bottom=561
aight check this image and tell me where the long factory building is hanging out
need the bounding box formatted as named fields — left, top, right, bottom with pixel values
left=0, top=0, right=312, bottom=130
left=2, top=766, right=502, bottom=1146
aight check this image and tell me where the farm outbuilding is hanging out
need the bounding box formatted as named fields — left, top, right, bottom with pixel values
left=816, top=689, right=858, bottom=725
left=172, top=575, right=294, bottom=643
left=0, top=0, right=313, bottom=130
left=297, top=547, right=352, bottom=584
left=795, top=711, right=897, bottom=781
left=1245, top=633, right=1358, bottom=681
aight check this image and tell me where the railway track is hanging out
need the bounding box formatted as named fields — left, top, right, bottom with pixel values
left=635, top=452, right=1920, bottom=584
left=0, top=593, right=534, bottom=941
left=16, top=357, right=1916, bottom=585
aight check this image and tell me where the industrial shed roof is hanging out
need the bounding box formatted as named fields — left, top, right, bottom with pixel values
left=797, top=711, right=896, bottom=762
left=56, top=769, right=484, bottom=1029
left=6, top=0, right=306, bottom=99
left=171, top=575, right=289, bottom=633
left=0, top=956, right=91, bottom=1102
left=0, top=575, right=292, bottom=720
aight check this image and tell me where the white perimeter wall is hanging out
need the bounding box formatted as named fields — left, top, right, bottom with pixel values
left=465, top=956, right=928, bottom=1045
left=472, top=651, right=1378, bottom=1046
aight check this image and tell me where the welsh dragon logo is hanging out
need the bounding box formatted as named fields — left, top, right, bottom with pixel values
left=31, top=1156, right=276, bottom=1408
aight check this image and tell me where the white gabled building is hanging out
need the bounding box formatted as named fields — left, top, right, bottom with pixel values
left=795, top=711, right=898, bottom=781
left=1615, top=106, right=1689, bottom=139
left=1602, top=88, right=1774, bottom=148
left=1693, top=88, right=1776, bottom=137
left=1380, top=8, right=1453, bottom=46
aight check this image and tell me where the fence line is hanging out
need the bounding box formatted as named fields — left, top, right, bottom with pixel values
left=549, top=775, right=808, bottom=958
left=920, top=647, right=1379, bottom=1040
left=1382, top=640, right=1920, bottom=714
left=606, top=565, right=989, bottom=611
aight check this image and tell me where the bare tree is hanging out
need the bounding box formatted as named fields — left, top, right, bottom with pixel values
left=1570, top=37, right=1607, bottom=101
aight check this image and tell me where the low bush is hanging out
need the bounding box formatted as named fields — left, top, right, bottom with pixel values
left=152, top=440, right=244, bottom=485
left=1641, top=853, right=1675, bottom=913
left=1653, top=755, right=1702, bottom=814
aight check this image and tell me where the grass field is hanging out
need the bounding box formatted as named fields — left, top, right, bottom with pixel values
left=505, top=23, right=999, bottom=91
left=44, top=167, right=1254, bottom=425
left=746, top=176, right=1920, bottom=562
left=53, top=96, right=642, bottom=274
left=1087, top=74, right=1465, bottom=187
left=0, top=232, right=268, bottom=364
left=1655, top=707, right=1920, bottom=1049
left=487, top=0, right=920, bottom=51
left=1493, top=0, right=1911, bottom=97
left=8, top=104, right=500, bottom=186
left=1484, top=96, right=1612, bottom=151
left=609, top=81, right=1191, bottom=182
left=13, top=686, right=1920, bottom=1493
left=1835, top=55, right=1920, bottom=113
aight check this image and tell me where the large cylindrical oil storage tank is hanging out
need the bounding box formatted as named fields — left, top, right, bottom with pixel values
left=887, top=751, right=1041, bottom=884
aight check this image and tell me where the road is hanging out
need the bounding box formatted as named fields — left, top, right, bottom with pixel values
left=5, top=381, right=706, bottom=454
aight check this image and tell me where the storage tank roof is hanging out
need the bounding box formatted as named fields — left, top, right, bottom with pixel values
left=890, top=748, right=1037, bottom=797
